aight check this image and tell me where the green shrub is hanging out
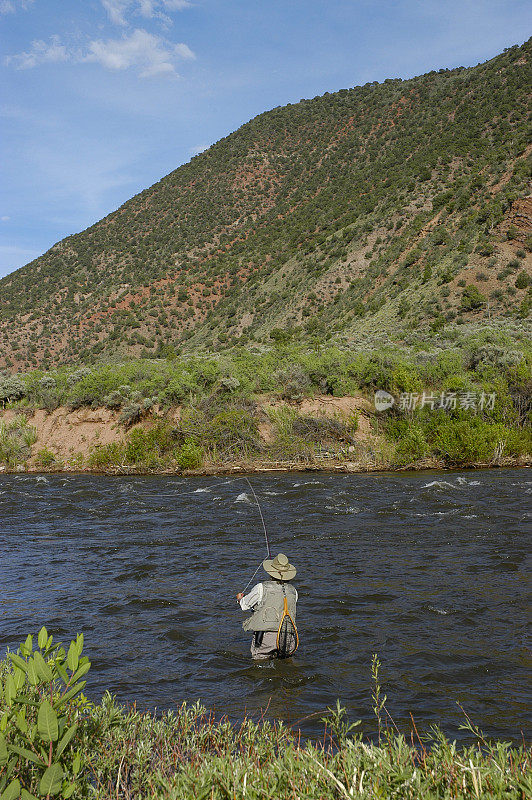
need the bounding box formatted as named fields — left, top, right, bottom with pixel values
left=204, top=408, right=261, bottom=456
left=390, top=366, right=423, bottom=394
left=0, top=627, right=90, bottom=799
left=160, top=374, right=197, bottom=405
left=119, top=402, right=143, bottom=427
left=103, top=391, right=123, bottom=410
left=421, top=264, right=432, bottom=283
left=476, top=242, right=494, bottom=257
left=393, top=425, right=429, bottom=464
left=430, top=418, right=512, bottom=465
left=0, top=377, right=25, bottom=407
left=423, top=351, right=464, bottom=382
left=276, top=363, right=311, bottom=400
left=66, top=453, right=84, bottom=469
left=124, top=421, right=176, bottom=467
left=402, top=248, right=421, bottom=268
left=354, top=353, right=396, bottom=392
left=34, top=447, right=58, bottom=467
left=66, top=367, right=92, bottom=387
left=517, top=290, right=532, bottom=318
left=269, top=328, right=293, bottom=344
left=468, top=345, right=525, bottom=377
left=460, top=284, right=486, bottom=310
left=66, top=374, right=108, bottom=409
left=87, top=442, right=126, bottom=468
left=515, top=270, right=531, bottom=289
left=175, top=438, right=203, bottom=469
left=0, top=416, right=37, bottom=466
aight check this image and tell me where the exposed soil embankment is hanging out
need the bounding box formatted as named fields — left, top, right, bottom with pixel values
left=1, top=394, right=529, bottom=474
left=0, top=394, right=384, bottom=473
left=1, top=406, right=121, bottom=462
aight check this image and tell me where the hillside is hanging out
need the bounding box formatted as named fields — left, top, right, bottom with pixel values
left=0, top=39, right=531, bottom=369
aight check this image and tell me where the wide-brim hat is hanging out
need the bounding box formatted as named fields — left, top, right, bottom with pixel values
left=263, top=552, right=296, bottom=581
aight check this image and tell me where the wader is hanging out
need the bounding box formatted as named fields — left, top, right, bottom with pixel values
left=243, top=581, right=298, bottom=659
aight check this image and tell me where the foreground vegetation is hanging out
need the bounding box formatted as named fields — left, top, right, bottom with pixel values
left=0, top=328, right=530, bottom=471
left=1, top=630, right=530, bottom=799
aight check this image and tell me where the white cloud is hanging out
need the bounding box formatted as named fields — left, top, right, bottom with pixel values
left=4, top=35, right=69, bottom=69
left=189, top=143, right=208, bottom=156
left=174, top=42, right=194, bottom=59
left=0, top=0, right=34, bottom=14
left=5, top=28, right=195, bottom=77
left=101, top=0, right=191, bottom=26
left=101, top=0, right=129, bottom=26
left=1, top=216, right=11, bottom=222
left=161, top=1, right=191, bottom=9
left=85, top=28, right=194, bottom=77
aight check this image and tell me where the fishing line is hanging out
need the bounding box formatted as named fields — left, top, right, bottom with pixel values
left=244, top=477, right=271, bottom=559
left=240, top=563, right=263, bottom=594
left=179, top=475, right=272, bottom=594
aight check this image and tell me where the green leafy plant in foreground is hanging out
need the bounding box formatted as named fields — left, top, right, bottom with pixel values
left=0, top=628, right=90, bottom=799
left=1, top=629, right=531, bottom=798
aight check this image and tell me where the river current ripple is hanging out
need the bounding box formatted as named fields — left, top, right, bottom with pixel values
left=0, top=469, right=530, bottom=742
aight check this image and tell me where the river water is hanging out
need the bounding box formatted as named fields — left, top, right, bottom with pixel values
left=1, top=469, right=530, bottom=742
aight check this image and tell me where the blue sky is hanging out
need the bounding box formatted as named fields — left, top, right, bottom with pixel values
left=1, top=1, right=530, bottom=279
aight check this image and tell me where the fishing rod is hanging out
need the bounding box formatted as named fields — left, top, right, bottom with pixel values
left=239, top=478, right=272, bottom=595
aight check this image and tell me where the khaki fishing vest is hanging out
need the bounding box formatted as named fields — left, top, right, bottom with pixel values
left=242, top=581, right=297, bottom=632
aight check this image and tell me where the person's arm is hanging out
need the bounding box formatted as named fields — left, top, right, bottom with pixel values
left=236, top=583, right=263, bottom=610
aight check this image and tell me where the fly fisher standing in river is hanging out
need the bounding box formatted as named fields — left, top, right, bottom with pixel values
left=237, top=553, right=299, bottom=660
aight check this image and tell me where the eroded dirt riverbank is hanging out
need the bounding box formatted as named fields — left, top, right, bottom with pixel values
left=1, top=394, right=529, bottom=475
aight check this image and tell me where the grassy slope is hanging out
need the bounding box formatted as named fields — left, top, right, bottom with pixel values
left=0, top=41, right=530, bottom=370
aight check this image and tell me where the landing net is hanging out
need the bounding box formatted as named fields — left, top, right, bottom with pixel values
left=276, top=596, right=299, bottom=659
